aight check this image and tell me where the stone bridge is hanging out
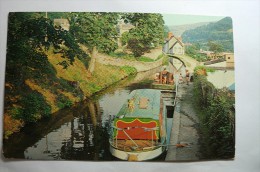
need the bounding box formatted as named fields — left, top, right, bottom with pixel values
left=166, top=53, right=200, bottom=72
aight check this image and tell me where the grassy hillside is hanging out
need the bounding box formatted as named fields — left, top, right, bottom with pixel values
left=168, top=22, right=210, bottom=37
left=182, top=17, right=234, bottom=52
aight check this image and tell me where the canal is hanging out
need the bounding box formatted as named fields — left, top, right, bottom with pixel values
left=3, top=67, right=173, bottom=161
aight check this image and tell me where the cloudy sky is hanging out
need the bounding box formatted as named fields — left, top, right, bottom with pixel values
left=162, top=14, right=225, bottom=26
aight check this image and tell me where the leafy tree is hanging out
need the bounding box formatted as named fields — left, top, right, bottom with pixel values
left=208, top=41, right=224, bottom=57
left=122, top=13, right=165, bottom=57
left=5, top=12, right=86, bottom=123
left=68, top=12, right=120, bottom=73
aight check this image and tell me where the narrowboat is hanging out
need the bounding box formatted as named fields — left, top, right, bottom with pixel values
left=109, top=89, right=174, bottom=161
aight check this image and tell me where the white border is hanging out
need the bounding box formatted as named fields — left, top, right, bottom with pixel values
left=1, top=0, right=260, bottom=172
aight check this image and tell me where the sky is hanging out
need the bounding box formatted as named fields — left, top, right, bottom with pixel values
left=162, top=14, right=225, bottom=26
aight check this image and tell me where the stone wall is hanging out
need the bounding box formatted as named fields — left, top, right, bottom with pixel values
left=96, top=53, right=163, bottom=72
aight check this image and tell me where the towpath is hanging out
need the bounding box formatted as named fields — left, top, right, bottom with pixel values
left=166, top=82, right=201, bottom=161
left=96, top=48, right=163, bottom=72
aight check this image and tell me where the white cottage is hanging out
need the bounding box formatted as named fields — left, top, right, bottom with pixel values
left=163, top=32, right=185, bottom=55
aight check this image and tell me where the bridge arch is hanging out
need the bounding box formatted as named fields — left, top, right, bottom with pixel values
left=167, top=54, right=186, bottom=67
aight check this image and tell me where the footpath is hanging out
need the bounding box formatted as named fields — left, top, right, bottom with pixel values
left=166, top=82, right=201, bottom=161
left=96, top=47, right=164, bottom=72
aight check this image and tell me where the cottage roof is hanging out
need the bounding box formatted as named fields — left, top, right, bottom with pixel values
left=165, top=35, right=184, bottom=47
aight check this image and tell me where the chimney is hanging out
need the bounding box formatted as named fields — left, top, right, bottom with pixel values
left=168, top=32, right=173, bottom=39
left=178, top=37, right=182, bottom=42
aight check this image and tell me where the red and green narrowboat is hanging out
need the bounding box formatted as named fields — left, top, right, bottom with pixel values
left=109, top=89, right=170, bottom=161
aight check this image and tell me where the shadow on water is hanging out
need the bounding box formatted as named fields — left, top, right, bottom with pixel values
left=3, top=67, right=163, bottom=161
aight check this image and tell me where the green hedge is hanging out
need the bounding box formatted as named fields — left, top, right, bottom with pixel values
left=193, top=72, right=235, bottom=159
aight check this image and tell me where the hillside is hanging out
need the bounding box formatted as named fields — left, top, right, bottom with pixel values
left=182, top=17, right=234, bottom=52
left=168, top=22, right=210, bottom=37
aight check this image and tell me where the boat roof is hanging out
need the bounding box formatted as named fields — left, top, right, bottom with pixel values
left=116, top=89, right=162, bottom=120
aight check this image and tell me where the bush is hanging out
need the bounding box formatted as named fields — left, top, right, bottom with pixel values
left=185, top=45, right=209, bottom=62
left=120, top=66, right=137, bottom=75
left=109, top=52, right=135, bottom=61
left=138, top=56, right=154, bottom=62
left=194, top=66, right=215, bottom=77
left=4, top=115, right=24, bottom=139
left=16, top=91, right=51, bottom=123
left=193, top=74, right=235, bottom=159
left=127, top=39, right=149, bottom=57
left=193, top=75, right=216, bottom=108
left=57, top=99, right=73, bottom=109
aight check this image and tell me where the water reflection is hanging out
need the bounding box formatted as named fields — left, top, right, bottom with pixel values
left=4, top=67, right=162, bottom=160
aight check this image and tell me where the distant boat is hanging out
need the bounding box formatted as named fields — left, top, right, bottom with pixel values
left=152, top=66, right=175, bottom=90
left=109, top=89, right=174, bottom=161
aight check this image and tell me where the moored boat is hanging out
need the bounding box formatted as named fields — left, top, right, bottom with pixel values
left=109, top=89, right=173, bottom=161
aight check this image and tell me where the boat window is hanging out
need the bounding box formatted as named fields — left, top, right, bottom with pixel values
left=139, top=97, right=149, bottom=109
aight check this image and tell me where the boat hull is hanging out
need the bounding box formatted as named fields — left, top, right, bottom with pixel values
left=110, top=145, right=166, bottom=161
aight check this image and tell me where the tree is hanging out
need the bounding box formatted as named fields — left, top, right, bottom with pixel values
left=5, top=12, right=86, bottom=123
left=208, top=41, right=224, bottom=58
left=69, top=12, right=120, bottom=73
left=122, top=13, right=165, bottom=57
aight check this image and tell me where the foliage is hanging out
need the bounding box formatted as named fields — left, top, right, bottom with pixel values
left=127, top=39, right=150, bottom=57
left=120, top=66, right=137, bottom=75
left=193, top=75, right=216, bottom=108
left=12, top=91, right=51, bottom=123
left=161, top=54, right=169, bottom=66
left=109, top=52, right=136, bottom=61
left=68, top=12, right=120, bottom=73
left=185, top=44, right=209, bottom=62
left=5, top=12, right=87, bottom=128
left=193, top=73, right=235, bottom=159
left=122, top=13, right=165, bottom=57
left=57, top=97, right=73, bottom=109
left=138, top=56, right=154, bottom=62
left=4, top=115, right=24, bottom=139
left=109, top=51, right=155, bottom=62
left=194, top=66, right=215, bottom=76
left=182, top=17, right=233, bottom=52
left=69, top=12, right=119, bottom=54
left=208, top=41, right=224, bottom=54
left=121, top=31, right=129, bottom=46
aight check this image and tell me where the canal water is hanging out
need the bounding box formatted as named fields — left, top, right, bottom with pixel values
left=3, top=67, right=174, bottom=161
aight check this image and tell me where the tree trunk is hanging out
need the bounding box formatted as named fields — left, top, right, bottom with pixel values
left=88, top=46, right=97, bottom=73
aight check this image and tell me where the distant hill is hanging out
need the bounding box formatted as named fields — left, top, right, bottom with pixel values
left=168, top=22, right=210, bottom=37
left=181, top=17, right=233, bottom=52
